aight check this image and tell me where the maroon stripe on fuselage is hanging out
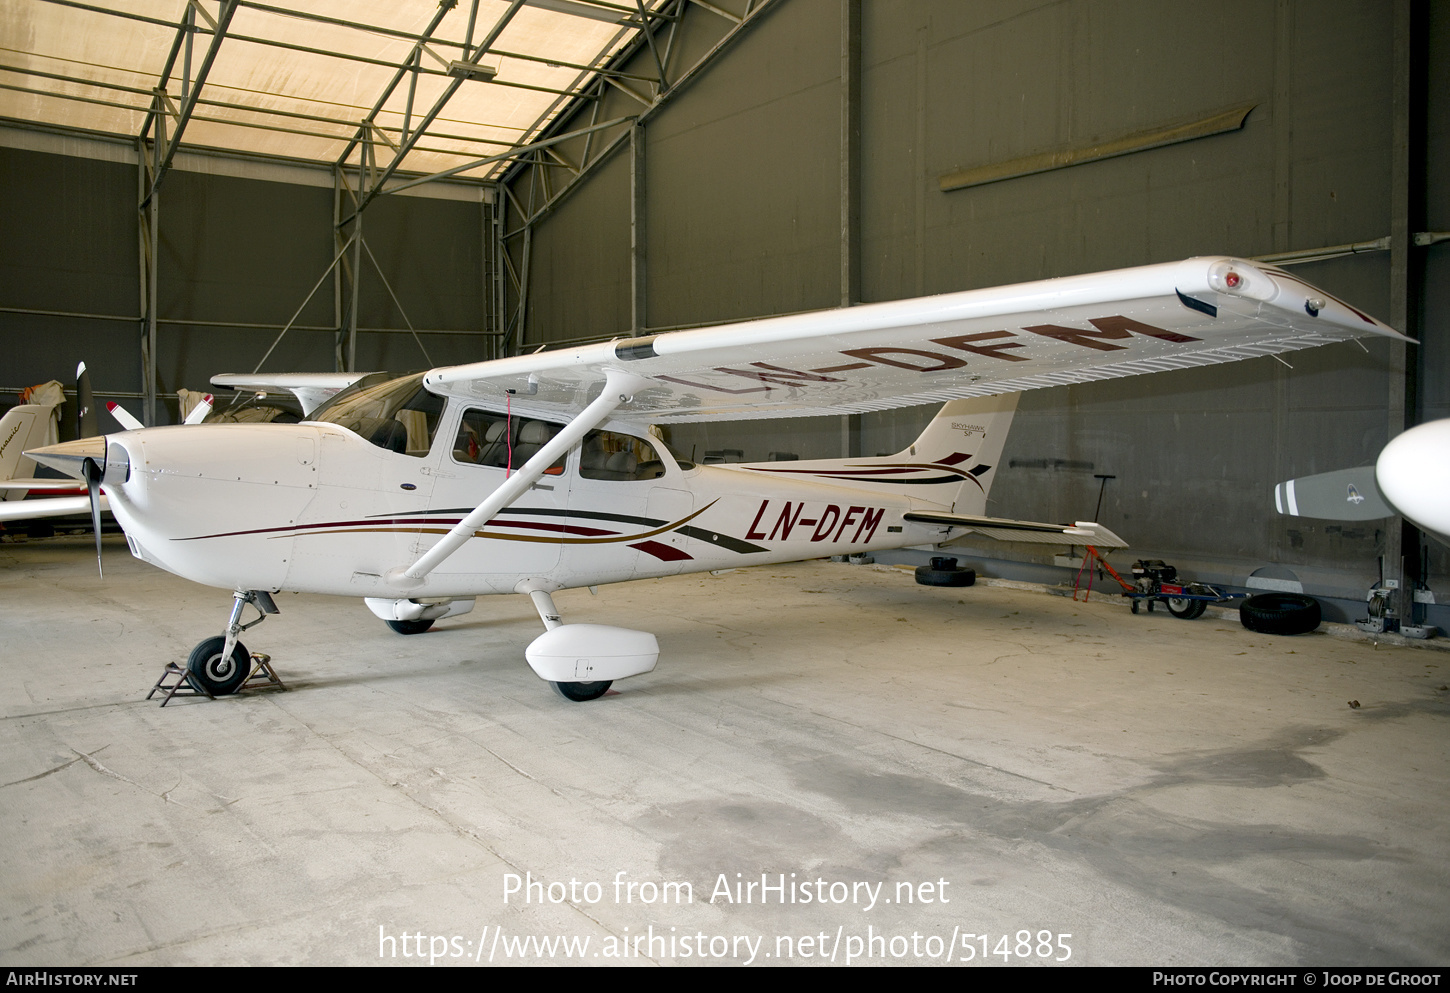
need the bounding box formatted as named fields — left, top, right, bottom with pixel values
left=177, top=516, right=617, bottom=541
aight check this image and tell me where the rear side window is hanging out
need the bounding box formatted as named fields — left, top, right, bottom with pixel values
left=578, top=430, right=669, bottom=481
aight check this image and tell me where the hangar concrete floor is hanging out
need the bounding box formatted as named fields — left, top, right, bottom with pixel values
left=1, top=533, right=1447, bottom=967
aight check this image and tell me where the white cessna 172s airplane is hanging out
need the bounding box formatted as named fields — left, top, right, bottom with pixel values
left=28, top=257, right=1407, bottom=701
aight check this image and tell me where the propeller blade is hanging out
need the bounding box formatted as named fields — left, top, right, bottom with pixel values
left=106, top=402, right=144, bottom=432
left=81, top=453, right=104, bottom=577
left=183, top=394, right=214, bottom=425
left=1273, top=466, right=1394, bottom=521
left=76, top=361, right=98, bottom=438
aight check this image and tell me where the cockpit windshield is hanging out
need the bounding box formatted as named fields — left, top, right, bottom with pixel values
left=310, top=373, right=443, bottom=457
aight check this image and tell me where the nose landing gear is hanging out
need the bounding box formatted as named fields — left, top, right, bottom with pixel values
left=187, top=590, right=279, bottom=696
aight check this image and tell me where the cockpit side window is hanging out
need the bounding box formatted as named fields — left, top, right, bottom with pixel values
left=313, top=373, right=442, bottom=457
left=453, top=409, right=566, bottom=475
left=579, top=430, right=670, bottom=481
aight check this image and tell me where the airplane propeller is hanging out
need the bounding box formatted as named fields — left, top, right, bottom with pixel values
left=183, top=394, right=214, bottom=424
left=76, top=362, right=97, bottom=438
left=21, top=436, right=129, bottom=575
left=106, top=402, right=143, bottom=431
left=80, top=453, right=105, bottom=576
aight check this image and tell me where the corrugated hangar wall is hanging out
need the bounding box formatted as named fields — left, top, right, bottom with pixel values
left=504, top=0, right=1446, bottom=602
left=0, top=141, right=493, bottom=418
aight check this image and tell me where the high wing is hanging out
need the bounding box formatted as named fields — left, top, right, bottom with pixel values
left=423, top=257, right=1407, bottom=423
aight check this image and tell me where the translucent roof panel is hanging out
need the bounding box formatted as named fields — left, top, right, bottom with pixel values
left=0, top=0, right=658, bottom=181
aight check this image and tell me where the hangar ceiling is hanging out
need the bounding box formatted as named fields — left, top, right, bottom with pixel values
left=0, top=0, right=674, bottom=184
left=0, top=0, right=779, bottom=425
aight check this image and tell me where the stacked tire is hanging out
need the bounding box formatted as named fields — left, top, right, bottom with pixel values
left=915, top=557, right=975, bottom=587
left=1239, top=593, right=1321, bottom=635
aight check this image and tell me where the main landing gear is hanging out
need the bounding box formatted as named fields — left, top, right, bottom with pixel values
left=517, top=586, right=663, bottom=701
left=187, top=590, right=279, bottom=696
left=525, top=589, right=613, bottom=702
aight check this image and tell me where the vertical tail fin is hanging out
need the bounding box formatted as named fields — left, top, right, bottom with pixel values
left=0, top=404, right=62, bottom=498
left=892, top=393, right=1019, bottom=513
left=733, top=394, right=1019, bottom=510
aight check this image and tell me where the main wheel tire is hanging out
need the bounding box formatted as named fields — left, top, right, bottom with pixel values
left=1240, top=592, right=1321, bottom=635
left=552, top=680, right=612, bottom=702
left=1165, top=597, right=1207, bottom=620
left=386, top=618, right=434, bottom=635
left=186, top=636, right=251, bottom=696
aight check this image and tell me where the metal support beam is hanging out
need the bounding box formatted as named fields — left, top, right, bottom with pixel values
left=839, top=0, right=861, bottom=457
left=141, top=0, right=239, bottom=206
left=135, top=135, right=158, bottom=426
left=334, top=0, right=467, bottom=170
left=839, top=0, right=860, bottom=308
left=1385, top=0, right=1424, bottom=626
left=630, top=124, right=646, bottom=335
left=351, top=0, right=529, bottom=216
left=496, top=0, right=781, bottom=354
left=361, top=237, right=434, bottom=367
left=253, top=230, right=359, bottom=374
left=349, top=146, right=366, bottom=372
left=332, top=165, right=344, bottom=370
left=379, top=117, right=635, bottom=197
left=635, top=0, right=668, bottom=94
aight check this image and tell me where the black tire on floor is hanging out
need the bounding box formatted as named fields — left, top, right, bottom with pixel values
left=553, top=680, right=612, bottom=702
left=915, top=557, right=976, bottom=587
left=1240, top=593, right=1321, bottom=635
left=386, top=618, right=435, bottom=635
left=186, top=636, right=251, bottom=696
left=1165, top=597, right=1208, bottom=620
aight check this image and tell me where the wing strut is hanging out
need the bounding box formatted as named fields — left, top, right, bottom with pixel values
left=392, top=370, right=652, bottom=585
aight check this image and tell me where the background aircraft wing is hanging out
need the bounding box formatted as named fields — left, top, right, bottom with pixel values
left=209, top=372, right=384, bottom=417
left=423, top=256, right=1408, bottom=424
left=0, top=493, right=108, bottom=523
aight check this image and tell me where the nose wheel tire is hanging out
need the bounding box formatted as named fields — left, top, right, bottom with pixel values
left=552, top=680, right=612, bottom=702
left=186, top=636, right=251, bottom=696
left=386, top=618, right=435, bottom=635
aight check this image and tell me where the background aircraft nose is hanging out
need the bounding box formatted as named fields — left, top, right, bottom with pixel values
left=1377, top=419, right=1450, bottom=538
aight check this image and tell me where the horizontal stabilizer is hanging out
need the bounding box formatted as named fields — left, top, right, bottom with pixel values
left=904, top=511, right=1128, bottom=548
left=1273, top=467, right=1393, bottom=521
